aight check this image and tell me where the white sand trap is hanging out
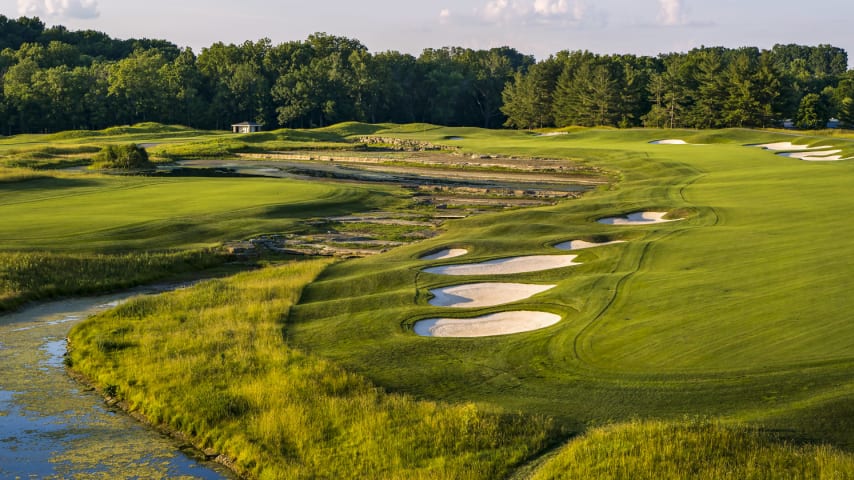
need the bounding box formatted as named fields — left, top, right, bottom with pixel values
left=778, top=150, right=850, bottom=161
left=598, top=212, right=681, bottom=225
left=754, top=142, right=831, bottom=151
left=428, top=283, right=555, bottom=308
left=538, top=131, right=569, bottom=137
left=421, top=248, right=468, bottom=261
left=650, top=139, right=688, bottom=145
left=423, top=255, right=580, bottom=276
left=554, top=239, right=626, bottom=250
left=414, top=311, right=561, bottom=337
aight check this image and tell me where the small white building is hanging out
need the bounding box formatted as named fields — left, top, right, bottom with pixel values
left=231, top=121, right=263, bottom=134
left=782, top=119, right=795, bottom=129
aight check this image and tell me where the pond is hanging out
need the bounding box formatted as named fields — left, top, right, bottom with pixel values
left=0, top=287, right=231, bottom=479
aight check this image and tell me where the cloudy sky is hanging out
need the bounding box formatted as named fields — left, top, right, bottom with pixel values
left=4, top=0, right=854, bottom=65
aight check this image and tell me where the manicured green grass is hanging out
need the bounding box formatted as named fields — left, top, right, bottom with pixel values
left=530, top=419, right=854, bottom=480
left=0, top=129, right=405, bottom=310
left=286, top=125, right=854, bottom=452
left=0, top=173, right=401, bottom=251
left=68, top=261, right=556, bottom=479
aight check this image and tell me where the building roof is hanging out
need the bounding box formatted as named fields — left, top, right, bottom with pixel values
left=231, top=121, right=263, bottom=127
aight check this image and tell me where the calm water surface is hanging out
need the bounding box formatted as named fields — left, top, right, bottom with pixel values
left=0, top=288, right=231, bottom=479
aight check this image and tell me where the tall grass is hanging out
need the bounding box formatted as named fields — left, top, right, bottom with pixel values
left=150, top=138, right=357, bottom=160
left=0, top=166, right=51, bottom=182
left=0, top=145, right=99, bottom=169
left=0, top=250, right=227, bottom=313
left=67, top=260, right=556, bottom=479
left=531, top=419, right=854, bottom=480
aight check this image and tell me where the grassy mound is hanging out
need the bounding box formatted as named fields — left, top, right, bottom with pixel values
left=149, top=128, right=359, bottom=159
left=90, top=144, right=154, bottom=170
left=43, top=123, right=195, bottom=141
left=531, top=419, right=854, bottom=479
left=67, top=261, right=556, bottom=479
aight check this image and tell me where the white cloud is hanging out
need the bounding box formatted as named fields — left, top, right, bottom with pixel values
left=17, top=0, right=100, bottom=19
left=533, top=0, right=568, bottom=16
left=480, top=0, right=587, bottom=23
left=657, top=0, right=686, bottom=26
left=482, top=0, right=512, bottom=21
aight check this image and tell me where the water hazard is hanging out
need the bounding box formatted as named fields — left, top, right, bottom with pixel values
left=0, top=288, right=230, bottom=479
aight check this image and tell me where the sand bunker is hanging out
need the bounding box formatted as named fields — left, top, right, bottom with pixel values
left=421, top=248, right=469, bottom=261
left=753, top=142, right=852, bottom=161
left=423, top=255, right=580, bottom=275
left=598, top=212, right=681, bottom=225
left=650, top=139, right=688, bottom=145
left=554, top=239, right=626, bottom=250
left=537, top=132, right=569, bottom=137
left=778, top=150, right=850, bottom=161
left=753, top=142, right=830, bottom=151
left=428, top=282, right=555, bottom=308
left=414, top=311, right=561, bottom=337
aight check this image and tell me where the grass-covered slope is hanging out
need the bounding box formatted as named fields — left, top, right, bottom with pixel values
left=0, top=122, right=363, bottom=167
left=0, top=249, right=228, bottom=313
left=530, top=419, right=854, bottom=480
left=286, top=126, right=854, bottom=449
left=67, top=261, right=556, bottom=479
left=0, top=141, right=405, bottom=310
left=0, top=174, right=399, bottom=252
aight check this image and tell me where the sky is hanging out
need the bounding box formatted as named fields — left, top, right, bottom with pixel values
left=3, top=0, right=854, bottom=67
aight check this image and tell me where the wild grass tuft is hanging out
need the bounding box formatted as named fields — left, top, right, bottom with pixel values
left=0, top=250, right=227, bottom=313
left=531, top=419, right=854, bottom=480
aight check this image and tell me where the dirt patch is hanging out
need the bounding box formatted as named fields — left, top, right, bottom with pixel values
left=245, top=150, right=602, bottom=174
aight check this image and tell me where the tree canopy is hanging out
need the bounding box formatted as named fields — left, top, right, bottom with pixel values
left=0, top=14, right=851, bottom=134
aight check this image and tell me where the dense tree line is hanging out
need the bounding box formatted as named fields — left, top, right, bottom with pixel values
left=0, top=15, right=534, bottom=134
left=1, top=15, right=852, bottom=134
left=503, top=45, right=854, bottom=130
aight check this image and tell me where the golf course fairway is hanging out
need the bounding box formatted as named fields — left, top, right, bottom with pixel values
left=26, top=123, right=852, bottom=477
left=287, top=126, right=854, bottom=450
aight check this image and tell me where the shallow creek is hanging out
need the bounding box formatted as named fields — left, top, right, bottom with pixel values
left=0, top=287, right=230, bottom=479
